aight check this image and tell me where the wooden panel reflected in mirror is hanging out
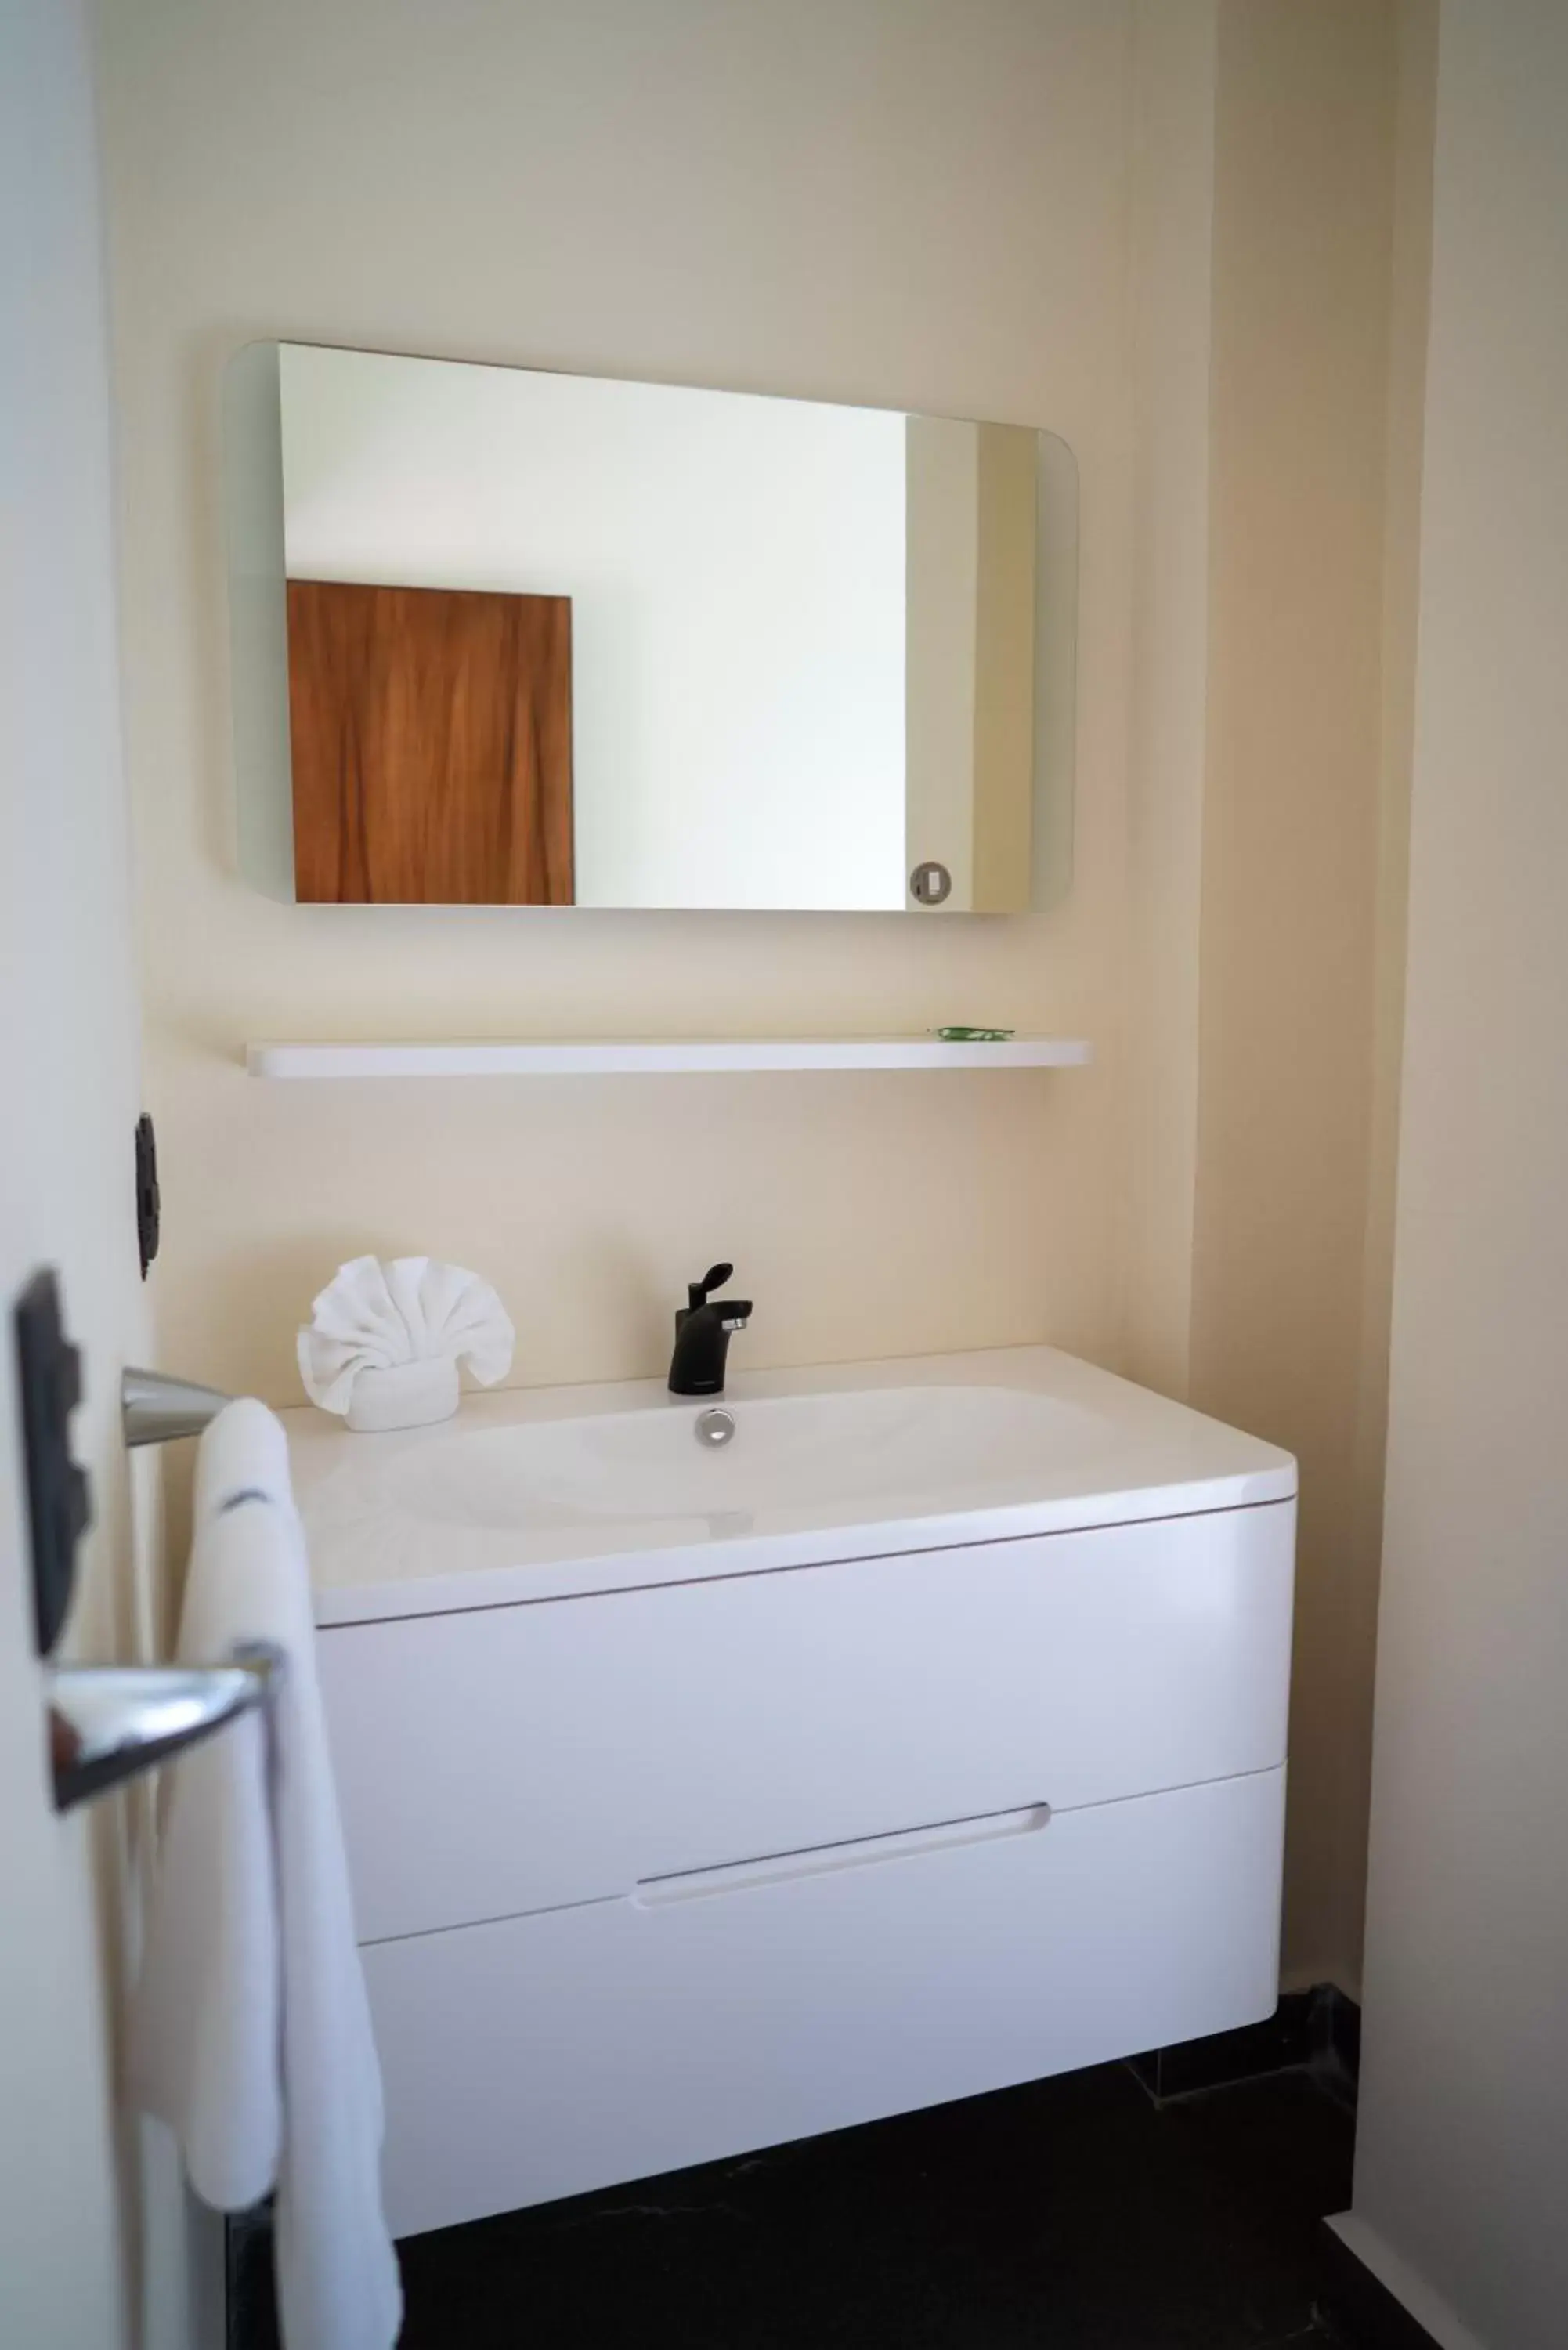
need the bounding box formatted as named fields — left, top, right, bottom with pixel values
left=286, top=580, right=574, bottom=904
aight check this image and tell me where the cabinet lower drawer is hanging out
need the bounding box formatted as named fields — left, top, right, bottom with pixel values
left=365, top=1763, right=1286, bottom=2238
left=322, top=1502, right=1294, bottom=1943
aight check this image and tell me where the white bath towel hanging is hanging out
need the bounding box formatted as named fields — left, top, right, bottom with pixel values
left=132, top=1400, right=402, bottom=2350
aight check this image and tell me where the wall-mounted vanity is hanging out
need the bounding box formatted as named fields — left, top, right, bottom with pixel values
left=224, top=342, right=1079, bottom=918
left=290, top=1344, right=1295, bottom=2236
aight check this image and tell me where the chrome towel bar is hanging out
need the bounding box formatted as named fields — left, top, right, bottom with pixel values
left=122, top=1365, right=232, bottom=1448
left=73, top=1368, right=270, bottom=1806
left=49, top=1641, right=284, bottom=1812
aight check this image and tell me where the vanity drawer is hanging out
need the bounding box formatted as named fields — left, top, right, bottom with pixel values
left=320, top=1500, right=1293, bottom=1943
left=367, top=1764, right=1287, bottom=2236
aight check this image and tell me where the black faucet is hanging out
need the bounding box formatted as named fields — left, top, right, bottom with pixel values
left=668, top=1263, right=752, bottom=1396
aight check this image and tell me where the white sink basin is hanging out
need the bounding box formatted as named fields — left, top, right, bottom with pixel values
left=285, top=1346, right=1295, bottom=1625
left=383, top=1383, right=1112, bottom=1534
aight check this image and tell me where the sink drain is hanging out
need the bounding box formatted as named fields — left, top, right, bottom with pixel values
left=694, top=1407, right=736, bottom=1448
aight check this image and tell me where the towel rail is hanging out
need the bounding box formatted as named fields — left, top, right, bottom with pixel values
left=48, top=1641, right=284, bottom=1812
left=122, top=1365, right=233, bottom=1448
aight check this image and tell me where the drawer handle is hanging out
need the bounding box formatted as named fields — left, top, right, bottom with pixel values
left=633, top=1802, right=1052, bottom=1907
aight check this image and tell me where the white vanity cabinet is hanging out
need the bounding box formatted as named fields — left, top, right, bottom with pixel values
left=314, top=1480, right=1295, bottom=2239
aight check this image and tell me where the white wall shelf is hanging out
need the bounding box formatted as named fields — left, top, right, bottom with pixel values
left=246, top=1036, right=1093, bottom=1079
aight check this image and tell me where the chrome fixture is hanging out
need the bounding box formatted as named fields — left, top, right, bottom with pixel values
left=48, top=1640, right=284, bottom=1812
left=668, top=1264, right=751, bottom=1397
left=58, top=1362, right=262, bottom=1806
left=122, top=1365, right=232, bottom=1448
left=10, top=1272, right=271, bottom=1810
left=694, top=1406, right=737, bottom=1448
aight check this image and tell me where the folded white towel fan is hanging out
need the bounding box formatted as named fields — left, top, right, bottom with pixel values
left=297, top=1255, right=515, bottom=1431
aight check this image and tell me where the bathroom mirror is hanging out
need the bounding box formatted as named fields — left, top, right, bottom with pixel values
left=224, top=342, right=1078, bottom=913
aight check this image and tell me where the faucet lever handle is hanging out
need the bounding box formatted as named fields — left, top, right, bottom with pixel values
left=688, top=1261, right=735, bottom=1311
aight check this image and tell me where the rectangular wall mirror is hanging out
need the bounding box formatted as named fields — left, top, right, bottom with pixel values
left=225, top=342, right=1078, bottom=914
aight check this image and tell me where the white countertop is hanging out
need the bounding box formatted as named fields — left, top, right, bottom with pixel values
left=284, top=1344, right=1295, bottom=1626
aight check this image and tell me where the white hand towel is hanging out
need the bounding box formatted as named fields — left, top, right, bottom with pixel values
left=132, top=1401, right=403, bottom=2350
left=298, top=1254, right=514, bottom=1415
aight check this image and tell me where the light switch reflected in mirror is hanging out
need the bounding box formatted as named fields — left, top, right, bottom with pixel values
left=224, top=342, right=1078, bottom=914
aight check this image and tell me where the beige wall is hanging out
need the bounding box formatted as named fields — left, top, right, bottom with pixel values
left=1190, top=0, right=1428, bottom=1995
left=96, top=0, right=1139, bottom=1418
left=1345, top=3, right=1568, bottom=2343
left=1123, top=0, right=1432, bottom=1998
left=1119, top=0, right=1219, bottom=1401
left=96, top=0, right=1431, bottom=1998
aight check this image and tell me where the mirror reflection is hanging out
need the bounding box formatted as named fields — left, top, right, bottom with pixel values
left=233, top=343, right=1077, bottom=913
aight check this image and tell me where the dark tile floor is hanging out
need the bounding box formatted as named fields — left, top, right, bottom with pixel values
left=398, top=2059, right=1361, bottom=2349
